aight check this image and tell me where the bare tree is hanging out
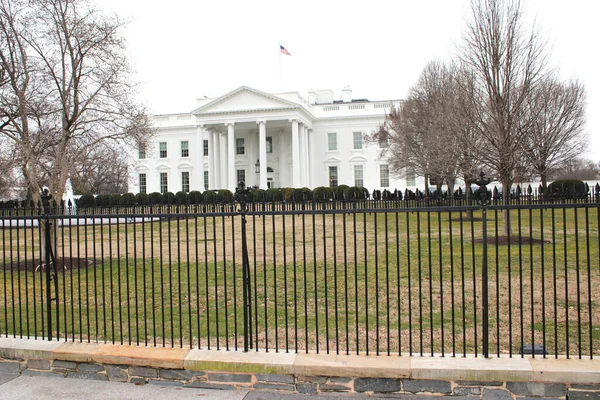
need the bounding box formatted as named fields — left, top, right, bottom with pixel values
left=370, top=60, right=467, bottom=195
left=69, top=141, right=129, bottom=194
left=459, top=0, right=548, bottom=234
left=547, top=157, right=599, bottom=181
left=519, top=75, right=587, bottom=188
left=0, top=0, right=152, bottom=206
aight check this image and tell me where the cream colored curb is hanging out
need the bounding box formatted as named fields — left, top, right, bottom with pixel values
left=1, top=338, right=599, bottom=384
left=411, top=355, right=532, bottom=381
left=293, top=353, right=411, bottom=378
left=0, top=337, right=62, bottom=360
left=184, top=348, right=296, bottom=374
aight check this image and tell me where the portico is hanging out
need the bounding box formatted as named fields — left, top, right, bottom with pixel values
left=192, top=87, right=313, bottom=191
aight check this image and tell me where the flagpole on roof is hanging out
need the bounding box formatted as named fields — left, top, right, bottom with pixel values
left=278, top=41, right=282, bottom=92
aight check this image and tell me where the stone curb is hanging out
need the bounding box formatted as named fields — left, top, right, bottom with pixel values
left=1, top=338, right=599, bottom=387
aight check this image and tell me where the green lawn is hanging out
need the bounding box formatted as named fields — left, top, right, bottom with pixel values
left=1, top=205, right=599, bottom=357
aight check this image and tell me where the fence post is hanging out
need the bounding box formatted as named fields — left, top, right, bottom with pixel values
left=41, top=189, right=58, bottom=341
left=236, top=181, right=253, bottom=352
left=475, top=172, right=491, bottom=358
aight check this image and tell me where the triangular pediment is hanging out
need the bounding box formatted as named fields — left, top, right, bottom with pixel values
left=193, top=86, right=300, bottom=115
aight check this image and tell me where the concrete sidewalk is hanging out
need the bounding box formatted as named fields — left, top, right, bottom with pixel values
left=0, top=373, right=249, bottom=400
left=0, top=373, right=394, bottom=399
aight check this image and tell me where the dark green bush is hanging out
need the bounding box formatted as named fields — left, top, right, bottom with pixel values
left=148, top=192, right=163, bottom=205
left=188, top=190, right=202, bottom=204
left=345, top=186, right=364, bottom=200
left=265, top=188, right=283, bottom=201
left=162, top=191, right=176, bottom=204
left=175, top=191, right=188, bottom=204
left=77, top=194, right=96, bottom=208
left=292, top=187, right=312, bottom=201
left=203, top=190, right=217, bottom=204
left=95, top=194, right=110, bottom=207
left=313, top=186, right=333, bottom=201
left=135, top=192, right=149, bottom=205
left=548, top=179, right=586, bottom=198
left=253, top=189, right=266, bottom=202
left=122, top=192, right=136, bottom=206
left=335, top=184, right=350, bottom=200
left=217, top=189, right=233, bottom=203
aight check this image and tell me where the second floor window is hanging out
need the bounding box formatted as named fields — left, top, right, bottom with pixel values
left=327, top=133, right=337, bottom=151
left=181, top=141, right=189, bottom=157
left=353, top=132, right=363, bottom=150
left=266, top=136, right=273, bottom=153
left=159, top=142, right=167, bottom=158
left=138, top=147, right=146, bottom=159
left=236, top=138, right=245, bottom=155
left=203, top=139, right=209, bottom=156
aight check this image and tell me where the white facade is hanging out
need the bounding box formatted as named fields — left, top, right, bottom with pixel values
left=130, top=86, right=421, bottom=194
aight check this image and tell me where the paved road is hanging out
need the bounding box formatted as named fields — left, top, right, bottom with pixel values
left=0, top=373, right=393, bottom=399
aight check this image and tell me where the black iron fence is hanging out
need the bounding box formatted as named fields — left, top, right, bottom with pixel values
left=1, top=185, right=599, bottom=358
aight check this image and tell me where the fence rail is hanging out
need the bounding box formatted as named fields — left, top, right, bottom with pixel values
left=1, top=191, right=599, bottom=358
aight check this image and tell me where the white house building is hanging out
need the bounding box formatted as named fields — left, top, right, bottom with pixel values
left=130, top=86, right=422, bottom=195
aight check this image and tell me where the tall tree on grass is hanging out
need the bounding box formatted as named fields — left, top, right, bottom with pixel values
left=519, top=75, right=587, bottom=189
left=459, top=0, right=548, bottom=234
left=0, top=0, right=152, bottom=206
left=371, top=60, right=467, bottom=196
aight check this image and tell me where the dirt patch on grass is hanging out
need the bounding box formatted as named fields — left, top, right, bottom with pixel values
left=1, top=257, right=95, bottom=272
left=473, top=236, right=552, bottom=245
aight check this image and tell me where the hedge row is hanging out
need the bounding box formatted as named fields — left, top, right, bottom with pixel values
left=1, top=180, right=596, bottom=209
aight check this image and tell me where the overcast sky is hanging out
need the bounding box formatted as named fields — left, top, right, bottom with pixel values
left=100, top=0, right=600, bottom=160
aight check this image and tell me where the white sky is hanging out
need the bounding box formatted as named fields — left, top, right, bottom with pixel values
left=99, top=0, right=600, bottom=160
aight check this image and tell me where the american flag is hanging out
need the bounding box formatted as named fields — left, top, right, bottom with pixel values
left=280, top=45, right=291, bottom=56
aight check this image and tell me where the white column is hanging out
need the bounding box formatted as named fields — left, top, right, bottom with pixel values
left=210, top=130, right=219, bottom=189
left=196, top=125, right=205, bottom=191
left=219, top=131, right=227, bottom=190
left=305, top=127, right=311, bottom=188
left=226, top=122, right=236, bottom=191
left=258, top=120, right=268, bottom=189
left=299, top=123, right=306, bottom=187
left=291, top=119, right=300, bottom=188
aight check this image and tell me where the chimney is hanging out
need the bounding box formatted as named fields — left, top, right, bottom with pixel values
left=308, top=90, right=316, bottom=104
left=342, top=86, right=352, bottom=102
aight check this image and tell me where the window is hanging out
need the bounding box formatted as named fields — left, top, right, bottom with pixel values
left=159, top=142, right=167, bottom=158
left=160, top=172, right=168, bottom=193
left=380, top=165, right=390, bottom=187
left=327, top=132, right=337, bottom=151
left=236, top=138, right=245, bottom=155
left=406, top=167, right=416, bottom=186
left=204, top=171, right=209, bottom=191
left=354, top=165, right=364, bottom=187
left=181, top=141, right=189, bottom=157
left=328, top=166, right=338, bottom=187
left=237, top=169, right=246, bottom=184
left=139, top=173, right=147, bottom=194
left=266, top=136, right=273, bottom=153
left=203, top=139, right=209, bottom=156
left=379, top=135, right=389, bottom=148
left=353, top=132, right=363, bottom=150
left=181, top=171, right=190, bottom=193
left=138, top=147, right=146, bottom=159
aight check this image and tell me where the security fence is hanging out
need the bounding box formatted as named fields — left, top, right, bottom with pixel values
left=1, top=185, right=599, bottom=358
